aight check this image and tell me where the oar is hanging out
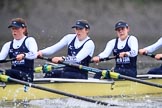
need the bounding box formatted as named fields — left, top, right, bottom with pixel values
left=0, top=75, right=116, bottom=106
left=144, top=53, right=162, bottom=60
left=60, top=62, right=162, bottom=88
left=61, top=62, right=162, bottom=88
left=110, top=72, right=162, bottom=88
left=35, top=56, right=115, bottom=73
left=144, top=53, right=155, bottom=58
left=90, top=56, right=116, bottom=63
left=37, top=56, right=116, bottom=63
left=0, top=58, right=16, bottom=63
left=38, top=56, right=162, bottom=88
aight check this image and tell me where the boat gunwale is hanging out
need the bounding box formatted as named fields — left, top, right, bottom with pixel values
left=33, top=78, right=115, bottom=84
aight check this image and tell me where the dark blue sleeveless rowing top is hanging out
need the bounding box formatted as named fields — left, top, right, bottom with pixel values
left=64, top=36, right=91, bottom=75
left=9, top=37, right=34, bottom=71
left=113, top=36, right=137, bottom=69
left=67, top=36, right=91, bottom=66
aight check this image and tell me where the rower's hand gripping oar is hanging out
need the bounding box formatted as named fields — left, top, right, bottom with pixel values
left=0, top=74, right=117, bottom=106
left=38, top=56, right=162, bottom=88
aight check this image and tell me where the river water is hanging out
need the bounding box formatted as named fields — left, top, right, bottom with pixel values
left=1, top=94, right=162, bottom=108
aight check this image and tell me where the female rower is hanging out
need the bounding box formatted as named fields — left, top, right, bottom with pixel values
left=139, top=37, right=162, bottom=74
left=0, top=18, right=38, bottom=82
left=92, top=21, right=138, bottom=78
left=38, top=19, right=95, bottom=79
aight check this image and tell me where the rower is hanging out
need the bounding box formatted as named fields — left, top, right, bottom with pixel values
left=37, top=19, right=95, bottom=79
left=139, top=37, right=162, bottom=74
left=0, top=18, right=38, bottom=82
left=92, top=21, right=138, bottom=79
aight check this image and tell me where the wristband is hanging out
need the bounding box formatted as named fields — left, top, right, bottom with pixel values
left=22, top=53, right=26, bottom=58
left=62, top=56, right=66, bottom=61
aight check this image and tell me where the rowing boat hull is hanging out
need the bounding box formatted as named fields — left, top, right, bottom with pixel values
left=0, top=77, right=162, bottom=101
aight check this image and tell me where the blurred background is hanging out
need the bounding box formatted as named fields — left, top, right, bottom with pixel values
left=1, top=0, right=162, bottom=74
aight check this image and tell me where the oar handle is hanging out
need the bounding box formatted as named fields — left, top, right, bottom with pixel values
left=0, top=58, right=16, bottom=63
left=99, top=56, right=116, bottom=61
left=144, top=53, right=155, bottom=58
left=37, top=56, right=52, bottom=62
left=90, top=56, right=116, bottom=63
left=144, top=53, right=162, bottom=60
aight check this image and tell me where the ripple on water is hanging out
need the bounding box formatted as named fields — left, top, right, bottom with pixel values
left=1, top=95, right=162, bottom=108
